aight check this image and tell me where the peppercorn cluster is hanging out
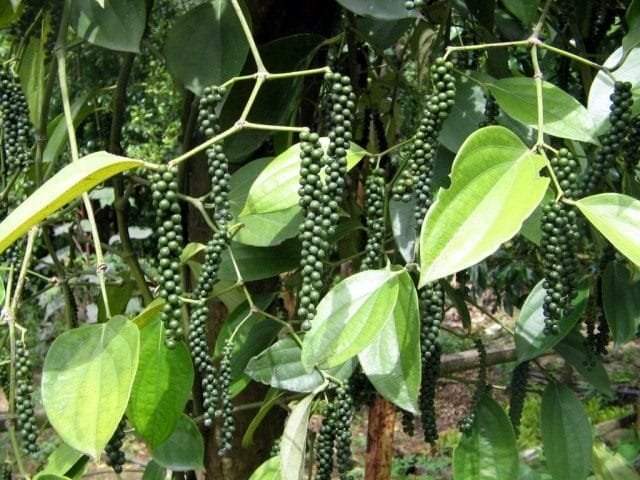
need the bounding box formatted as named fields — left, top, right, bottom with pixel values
left=479, top=94, right=499, bottom=127
left=458, top=338, right=487, bottom=435
left=216, top=340, right=235, bottom=457
left=15, top=339, right=39, bottom=455
left=186, top=86, right=232, bottom=428
left=580, top=81, right=634, bottom=195
left=508, top=361, right=530, bottom=436
left=150, top=166, right=184, bottom=347
left=297, top=73, right=355, bottom=330
left=105, top=417, right=127, bottom=473
left=361, top=166, right=386, bottom=270
left=541, top=149, right=580, bottom=335
left=0, top=67, right=33, bottom=184
left=391, top=57, right=456, bottom=224
left=315, top=384, right=354, bottom=480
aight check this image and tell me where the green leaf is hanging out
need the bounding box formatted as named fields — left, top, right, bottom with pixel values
left=214, top=294, right=280, bottom=397
left=97, top=279, right=134, bottom=323
left=602, top=261, right=640, bottom=344
left=587, top=47, right=640, bottom=133
left=301, top=269, right=402, bottom=370
left=335, top=0, right=416, bottom=20
left=249, top=457, right=281, bottom=480
left=240, top=139, right=366, bottom=216
left=592, top=442, right=640, bottom=480
left=515, top=280, right=588, bottom=363
left=218, top=240, right=300, bottom=281
left=357, top=271, right=421, bottom=413
left=0, top=152, right=144, bottom=255
left=540, top=383, right=593, bottom=480
left=0, top=279, right=4, bottom=305
left=132, top=298, right=165, bottom=329
left=453, top=395, right=519, bottom=480
left=35, top=442, right=85, bottom=479
left=0, top=1, right=20, bottom=28
left=623, top=0, right=640, bottom=52
left=69, top=0, right=146, bottom=52
left=554, top=332, right=613, bottom=398
left=439, top=75, right=487, bottom=152
left=151, top=414, right=204, bottom=472
left=246, top=336, right=356, bottom=393
left=576, top=193, right=640, bottom=267
left=141, top=460, right=167, bottom=480
left=18, top=34, right=45, bottom=127
left=487, top=78, right=597, bottom=143
left=280, top=394, right=314, bottom=480
left=419, top=126, right=549, bottom=285
left=42, top=316, right=140, bottom=458
left=126, top=318, right=193, bottom=449
left=389, top=195, right=416, bottom=263
left=164, top=0, right=249, bottom=95
left=501, top=0, right=539, bottom=25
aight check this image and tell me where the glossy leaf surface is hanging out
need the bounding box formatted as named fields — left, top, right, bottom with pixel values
left=419, top=126, right=548, bottom=285
left=42, top=316, right=139, bottom=458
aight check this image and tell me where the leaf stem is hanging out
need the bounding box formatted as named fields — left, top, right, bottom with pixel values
left=57, top=0, right=111, bottom=318
left=530, top=43, right=546, bottom=149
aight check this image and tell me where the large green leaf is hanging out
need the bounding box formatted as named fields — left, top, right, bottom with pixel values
left=357, top=270, right=421, bottom=413
left=42, top=316, right=140, bottom=458
left=240, top=139, right=366, bottom=216
left=439, top=76, right=486, bottom=152
left=69, top=0, right=146, bottom=52
left=515, top=280, right=588, bottom=363
left=301, top=269, right=402, bottom=370
left=245, top=336, right=356, bottom=393
left=587, top=47, right=640, bottom=133
left=280, top=393, right=314, bottom=480
left=141, top=460, right=167, bottom=480
left=34, top=442, right=85, bottom=480
left=249, top=457, right=281, bottom=480
left=593, top=442, right=640, bottom=480
left=335, top=0, right=416, bottom=20
left=540, top=383, right=593, bottom=480
left=575, top=193, right=640, bottom=267
left=554, top=332, right=613, bottom=398
left=0, top=152, right=143, bottom=255
left=487, top=78, right=597, bottom=143
left=602, top=261, right=640, bottom=344
left=419, top=126, right=549, bottom=285
left=164, top=0, right=249, bottom=95
left=126, top=318, right=193, bottom=449
left=452, top=395, right=519, bottom=480
left=229, top=157, right=302, bottom=246
left=151, top=414, right=204, bottom=471
left=218, top=240, right=300, bottom=281
left=623, top=0, right=640, bottom=52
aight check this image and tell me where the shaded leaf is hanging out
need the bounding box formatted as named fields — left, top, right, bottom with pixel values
left=218, top=240, right=300, bottom=281
left=242, top=389, right=285, bottom=448
left=540, top=383, right=592, bottom=480
left=0, top=152, right=144, bottom=255
left=593, top=442, right=640, bottom=480
left=358, top=271, right=421, bottom=413
left=42, top=316, right=139, bottom=458
left=419, top=126, right=549, bottom=285
left=335, top=0, right=416, bottom=20
left=301, top=269, right=402, bottom=370
left=554, top=332, right=613, bottom=398
left=151, top=414, right=204, bottom=471
left=127, top=318, right=193, bottom=449
left=602, top=261, right=640, bottom=344
left=453, top=395, right=519, bottom=480
left=141, top=460, right=167, bottom=480
left=246, top=336, right=356, bottom=393
left=487, top=78, right=597, bottom=143
left=164, top=0, right=249, bottom=94
left=70, top=0, right=146, bottom=52
left=576, top=193, right=640, bottom=267
left=515, top=280, right=588, bottom=363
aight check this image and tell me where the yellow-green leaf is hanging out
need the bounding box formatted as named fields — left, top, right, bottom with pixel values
left=0, top=151, right=143, bottom=255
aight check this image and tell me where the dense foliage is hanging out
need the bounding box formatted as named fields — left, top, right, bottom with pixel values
left=1, top=0, right=640, bottom=479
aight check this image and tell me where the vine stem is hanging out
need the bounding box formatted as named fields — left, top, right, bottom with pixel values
left=231, top=0, right=265, bottom=73
left=56, top=0, right=111, bottom=318
left=5, top=228, right=37, bottom=479
left=530, top=43, right=546, bottom=150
